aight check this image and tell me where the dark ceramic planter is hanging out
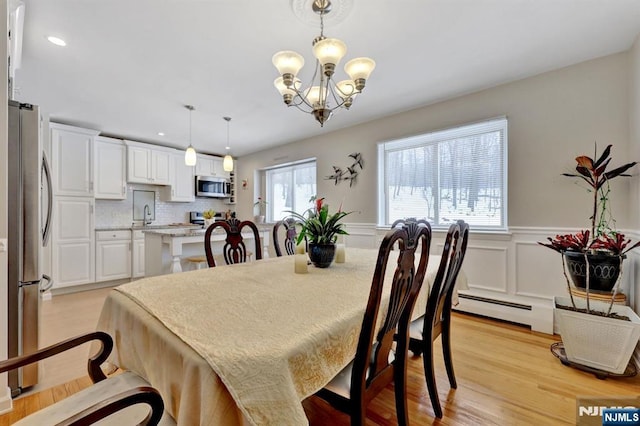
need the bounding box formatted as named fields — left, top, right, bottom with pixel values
left=308, top=243, right=336, bottom=268
left=563, top=251, right=623, bottom=292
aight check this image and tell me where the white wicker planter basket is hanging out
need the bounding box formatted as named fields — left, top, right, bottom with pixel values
left=554, top=296, right=640, bottom=374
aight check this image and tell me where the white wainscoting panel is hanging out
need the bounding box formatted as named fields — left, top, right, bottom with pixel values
left=515, top=241, right=565, bottom=299
left=343, top=223, right=378, bottom=249
left=463, top=245, right=508, bottom=293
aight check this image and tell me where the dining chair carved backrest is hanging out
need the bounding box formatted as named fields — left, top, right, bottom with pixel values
left=315, top=220, right=432, bottom=426
left=408, top=219, right=469, bottom=418
left=0, top=332, right=170, bottom=425
left=204, top=218, right=262, bottom=267
left=272, top=217, right=302, bottom=257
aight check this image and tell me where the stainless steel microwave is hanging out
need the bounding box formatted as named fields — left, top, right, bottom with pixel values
left=195, top=175, right=230, bottom=198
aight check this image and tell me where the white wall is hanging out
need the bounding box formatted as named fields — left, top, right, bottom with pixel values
left=236, top=52, right=636, bottom=333
left=629, top=34, right=640, bottom=313
left=0, top=0, right=12, bottom=414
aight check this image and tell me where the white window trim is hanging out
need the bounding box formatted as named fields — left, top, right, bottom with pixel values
left=264, top=159, right=317, bottom=223
left=377, top=117, right=508, bottom=230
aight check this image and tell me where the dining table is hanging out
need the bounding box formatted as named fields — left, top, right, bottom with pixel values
left=96, top=247, right=468, bottom=426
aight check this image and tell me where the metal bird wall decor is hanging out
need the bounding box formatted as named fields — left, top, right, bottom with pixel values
left=325, top=153, right=364, bottom=187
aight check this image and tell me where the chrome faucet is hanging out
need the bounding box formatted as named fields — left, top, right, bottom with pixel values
left=143, top=204, right=152, bottom=226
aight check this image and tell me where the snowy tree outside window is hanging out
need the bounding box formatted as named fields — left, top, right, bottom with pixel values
left=378, top=118, right=507, bottom=230
left=266, top=161, right=317, bottom=222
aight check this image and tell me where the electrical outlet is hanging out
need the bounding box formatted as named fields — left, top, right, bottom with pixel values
left=0, top=238, right=7, bottom=252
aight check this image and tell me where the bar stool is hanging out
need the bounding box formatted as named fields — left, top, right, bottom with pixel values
left=185, top=256, right=208, bottom=270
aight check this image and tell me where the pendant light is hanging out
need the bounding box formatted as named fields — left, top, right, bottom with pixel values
left=223, top=116, right=234, bottom=172
left=184, top=105, right=197, bottom=166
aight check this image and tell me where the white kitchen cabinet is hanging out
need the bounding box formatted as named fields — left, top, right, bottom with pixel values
left=195, top=154, right=229, bottom=178
left=125, top=141, right=171, bottom=185
left=50, top=123, right=99, bottom=196
left=132, top=230, right=145, bottom=278
left=96, top=230, right=131, bottom=282
left=163, top=152, right=195, bottom=202
left=94, top=136, right=127, bottom=199
left=52, top=196, right=95, bottom=288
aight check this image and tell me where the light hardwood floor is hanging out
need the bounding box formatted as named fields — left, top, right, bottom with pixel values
left=2, top=288, right=640, bottom=425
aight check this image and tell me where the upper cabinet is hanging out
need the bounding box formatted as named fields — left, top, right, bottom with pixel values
left=50, top=123, right=99, bottom=197
left=195, top=154, right=229, bottom=179
left=125, top=141, right=171, bottom=185
left=94, top=136, right=126, bottom=199
left=162, top=152, right=195, bottom=202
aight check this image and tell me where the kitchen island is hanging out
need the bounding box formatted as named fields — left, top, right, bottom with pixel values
left=144, top=226, right=271, bottom=276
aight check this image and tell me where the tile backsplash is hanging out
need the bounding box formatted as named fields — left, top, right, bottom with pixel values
left=95, top=183, right=230, bottom=228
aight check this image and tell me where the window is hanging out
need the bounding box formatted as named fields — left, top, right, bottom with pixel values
left=266, top=160, right=317, bottom=222
left=377, top=117, right=507, bottom=230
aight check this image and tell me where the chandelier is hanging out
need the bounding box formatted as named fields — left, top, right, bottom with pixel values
left=272, top=0, right=375, bottom=126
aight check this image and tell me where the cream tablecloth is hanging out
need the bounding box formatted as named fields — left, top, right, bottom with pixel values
left=97, top=248, right=467, bottom=426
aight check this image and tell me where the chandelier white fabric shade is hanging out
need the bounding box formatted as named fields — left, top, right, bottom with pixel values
left=223, top=116, right=233, bottom=172
left=272, top=0, right=375, bottom=126
left=184, top=105, right=197, bottom=166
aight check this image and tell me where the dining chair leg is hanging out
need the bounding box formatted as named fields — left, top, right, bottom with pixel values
left=442, top=319, right=457, bottom=389
left=408, top=336, right=423, bottom=356
left=423, top=343, right=443, bottom=418
left=350, top=402, right=366, bottom=426
left=393, top=359, right=410, bottom=426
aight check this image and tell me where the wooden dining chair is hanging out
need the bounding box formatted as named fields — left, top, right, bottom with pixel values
left=204, top=218, right=263, bottom=267
left=314, top=220, right=432, bottom=426
left=408, top=219, right=469, bottom=418
left=272, top=217, right=301, bottom=257
left=0, top=332, right=169, bottom=425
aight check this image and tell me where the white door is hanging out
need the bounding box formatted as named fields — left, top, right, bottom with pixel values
left=151, top=149, right=171, bottom=184
left=132, top=238, right=145, bottom=278
left=95, top=137, right=126, bottom=199
left=127, top=146, right=151, bottom=183
left=51, top=125, right=96, bottom=196
left=171, top=153, right=195, bottom=202
left=96, top=239, right=131, bottom=281
left=52, top=196, right=95, bottom=287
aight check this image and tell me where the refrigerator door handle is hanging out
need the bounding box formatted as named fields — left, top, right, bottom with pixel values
left=42, top=151, right=53, bottom=246
left=40, top=274, right=53, bottom=292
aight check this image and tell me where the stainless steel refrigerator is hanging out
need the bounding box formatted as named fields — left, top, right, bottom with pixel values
left=7, top=100, right=53, bottom=396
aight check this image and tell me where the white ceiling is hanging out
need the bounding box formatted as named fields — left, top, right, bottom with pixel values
left=13, top=0, right=640, bottom=157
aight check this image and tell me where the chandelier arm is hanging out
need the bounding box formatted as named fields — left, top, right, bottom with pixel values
left=290, top=88, right=314, bottom=111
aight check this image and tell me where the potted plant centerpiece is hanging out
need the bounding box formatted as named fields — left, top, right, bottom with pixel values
left=288, top=196, right=352, bottom=268
left=539, top=144, right=640, bottom=374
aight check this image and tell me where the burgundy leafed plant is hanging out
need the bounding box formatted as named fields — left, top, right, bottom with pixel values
left=538, top=144, right=638, bottom=315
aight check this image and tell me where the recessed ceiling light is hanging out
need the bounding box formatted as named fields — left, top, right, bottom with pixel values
left=157, top=132, right=165, bottom=136
left=47, top=36, right=66, bottom=46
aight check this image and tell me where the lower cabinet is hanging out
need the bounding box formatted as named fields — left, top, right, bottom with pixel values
left=52, top=196, right=95, bottom=288
left=95, top=230, right=131, bottom=282
left=132, top=230, right=145, bottom=278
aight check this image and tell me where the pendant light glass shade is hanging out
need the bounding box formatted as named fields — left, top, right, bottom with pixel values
left=184, top=105, right=197, bottom=166
left=185, top=145, right=197, bottom=166
left=223, top=154, right=233, bottom=172
left=223, top=116, right=233, bottom=172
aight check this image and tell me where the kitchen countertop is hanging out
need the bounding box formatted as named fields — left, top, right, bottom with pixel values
left=142, top=228, right=210, bottom=237
left=95, top=224, right=202, bottom=232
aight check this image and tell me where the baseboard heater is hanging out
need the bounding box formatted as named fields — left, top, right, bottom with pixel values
left=457, top=293, right=532, bottom=310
